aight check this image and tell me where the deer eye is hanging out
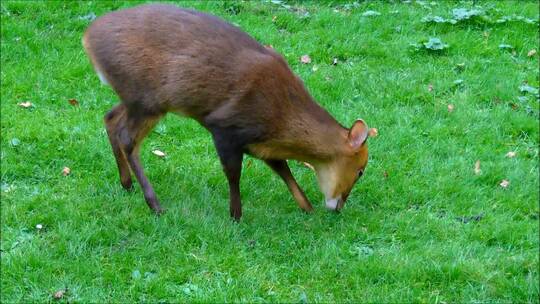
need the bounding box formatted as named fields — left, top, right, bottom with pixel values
left=357, top=169, right=364, bottom=178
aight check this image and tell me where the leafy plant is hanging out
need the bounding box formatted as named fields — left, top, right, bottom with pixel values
left=411, top=37, right=449, bottom=52
left=422, top=6, right=539, bottom=26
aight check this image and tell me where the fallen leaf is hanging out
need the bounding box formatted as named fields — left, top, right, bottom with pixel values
left=78, top=12, right=96, bottom=21
left=362, top=10, right=381, bottom=17
left=499, top=179, right=510, bottom=188
left=132, top=269, right=141, bottom=280
left=68, top=98, right=79, bottom=106
left=447, top=104, right=455, bottom=112
left=453, top=79, right=464, bottom=86
left=428, top=84, right=433, bottom=92
left=18, top=101, right=33, bottom=108
left=527, top=49, right=537, bottom=57
left=300, top=55, right=311, bottom=64
left=272, top=15, right=277, bottom=22
left=457, top=213, right=484, bottom=223
left=474, top=160, right=481, bottom=175
left=303, top=162, right=315, bottom=171
left=152, top=150, right=166, bottom=158
left=53, top=289, right=65, bottom=300
left=368, top=128, right=378, bottom=137
left=10, top=138, right=20, bottom=146
left=505, top=151, right=516, bottom=158
left=332, top=58, right=338, bottom=65
left=62, top=167, right=71, bottom=176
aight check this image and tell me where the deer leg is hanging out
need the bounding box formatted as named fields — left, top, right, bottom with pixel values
left=104, top=104, right=133, bottom=190
left=264, top=159, right=313, bottom=212
left=118, top=112, right=164, bottom=214
left=211, top=131, right=244, bottom=221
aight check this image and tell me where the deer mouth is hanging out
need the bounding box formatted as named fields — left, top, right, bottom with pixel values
left=325, top=196, right=343, bottom=212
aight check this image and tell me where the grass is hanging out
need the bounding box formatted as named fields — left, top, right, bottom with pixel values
left=1, top=0, right=538, bottom=302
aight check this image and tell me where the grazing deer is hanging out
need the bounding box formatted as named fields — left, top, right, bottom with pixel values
left=83, top=4, right=371, bottom=220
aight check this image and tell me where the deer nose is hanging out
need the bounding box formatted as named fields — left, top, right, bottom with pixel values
left=325, top=197, right=343, bottom=211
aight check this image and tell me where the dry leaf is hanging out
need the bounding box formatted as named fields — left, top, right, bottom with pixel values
left=505, top=151, right=516, bottom=158
left=368, top=128, right=378, bottom=137
left=447, top=104, right=455, bottom=112
left=474, top=160, right=481, bottom=175
left=303, top=162, right=315, bottom=171
left=53, top=289, right=65, bottom=300
left=18, top=101, right=33, bottom=108
left=332, top=58, right=338, bottom=65
left=152, top=150, right=166, bottom=157
left=68, top=98, right=79, bottom=106
left=428, top=84, right=433, bottom=92
left=272, top=15, right=277, bottom=22
left=62, top=167, right=71, bottom=176
left=499, top=179, right=510, bottom=188
left=527, top=49, right=537, bottom=57
left=300, top=55, right=311, bottom=64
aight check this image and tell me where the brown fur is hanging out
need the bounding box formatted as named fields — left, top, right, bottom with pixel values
left=83, top=4, right=370, bottom=218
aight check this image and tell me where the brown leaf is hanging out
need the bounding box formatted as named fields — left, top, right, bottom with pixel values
left=527, top=49, right=537, bottom=57
left=368, top=128, right=378, bottom=137
left=62, top=167, right=71, bottom=176
left=505, top=151, right=516, bottom=158
left=300, top=55, right=311, bottom=64
left=303, top=162, right=315, bottom=171
left=474, top=160, right=481, bottom=175
left=447, top=104, right=455, bottom=112
left=68, top=98, right=79, bottom=106
left=499, top=179, right=510, bottom=188
left=18, top=101, right=33, bottom=108
left=53, top=289, right=65, bottom=300
left=428, top=84, right=433, bottom=92
left=152, top=150, right=166, bottom=158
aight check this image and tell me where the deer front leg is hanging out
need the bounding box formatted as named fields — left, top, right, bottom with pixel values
left=264, top=159, right=313, bottom=212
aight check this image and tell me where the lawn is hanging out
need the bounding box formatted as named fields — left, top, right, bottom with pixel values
left=1, top=0, right=538, bottom=302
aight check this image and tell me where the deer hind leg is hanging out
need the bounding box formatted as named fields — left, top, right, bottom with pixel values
left=117, top=109, right=164, bottom=214
left=104, top=104, right=132, bottom=190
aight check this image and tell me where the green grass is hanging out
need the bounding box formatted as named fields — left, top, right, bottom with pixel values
left=1, top=0, right=538, bottom=302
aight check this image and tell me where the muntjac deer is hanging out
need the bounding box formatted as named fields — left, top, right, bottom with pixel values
left=83, top=4, right=371, bottom=220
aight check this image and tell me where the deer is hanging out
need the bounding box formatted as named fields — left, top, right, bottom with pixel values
left=82, top=4, right=372, bottom=221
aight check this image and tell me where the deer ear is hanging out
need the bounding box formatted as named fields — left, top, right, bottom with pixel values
left=348, top=119, right=369, bottom=151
